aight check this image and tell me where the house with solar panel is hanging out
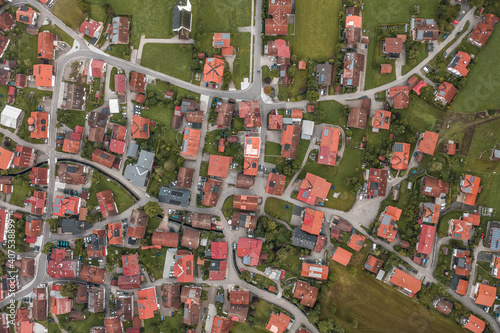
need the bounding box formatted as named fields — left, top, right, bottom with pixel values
left=488, top=222, right=500, bottom=251
left=203, top=56, right=225, bottom=85
left=172, top=0, right=192, bottom=39
left=106, top=17, right=130, bottom=44
left=341, top=52, right=364, bottom=89
left=158, top=187, right=190, bottom=207
left=315, top=63, right=333, bottom=92
left=411, top=18, right=439, bottom=41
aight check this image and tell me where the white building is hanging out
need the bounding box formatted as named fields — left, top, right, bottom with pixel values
left=0, top=105, right=23, bottom=129
left=109, top=99, right=119, bottom=114
left=301, top=120, right=314, bottom=140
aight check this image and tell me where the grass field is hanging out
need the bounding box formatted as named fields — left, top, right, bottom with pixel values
left=403, top=96, right=446, bottom=132
left=16, top=27, right=39, bottom=73
left=363, top=0, right=438, bottom=89
left=477, top=174, right=500, bottom=211
left=450, top=29, right=500, bottom=113
left=232, top=32, right=252, bottom=89
left=293, top=0, right=342, bottom=61
left=306, top=100, right=347, bottom=126
left=264, top=198, right=294, bottom=223
left=231, top=299, right=272, bottom=332
left=87, top=172, right=135, bottom=212
left=465, top=118, right=500, bottom=174
left=57, top=109, right=86, bottom=129
left=10, top=178, right=35, bottom=207
left=278, top=69, right=307, bottom=101
left=141, top=44, right=193, bottom=81
left=58, top=313, right=104, bottom=333
left=51, top=0, right=87, bottom=30
left=320, top=264, right=466, bottom=332
left=264, top=141, right=282, bottom=164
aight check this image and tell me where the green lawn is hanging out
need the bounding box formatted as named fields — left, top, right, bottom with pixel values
left=143, top=312, right=183, bottom=332
left=321, top=264, right=466, bottom=333
left=87, top=172, right=135, bottom=212
left=58, top=313, right=104, bottom=333
left=264, top=198, right=294, bottom=223
left=16, top=27, right=39, bottom=73
left=57, top=109, right=86, bottom=129
left=305, top=100, right=346, bottom=126
left=465, top=118, right=500, bottom=174
left=450, top=29, right=500, bottom=113
left=89, top=3, right=108, bottom=22
left=265, top=141, right=282, bottom=164
left=231, top=323, right=269, bottom=333
left=10, top=177, right=35, bottom=207
left=138, top=247, right=166, bottom=279
left=437, top=210, right=464, bottom=237
left=402, top=42, right=428, bottom=75
left=363, top=0, right=439, bottom=89
left=293, top=0, right=341, bottom=61
left=278, top=69, right=308, bottom=101
left=231, top=299, right=272, bottom=332
left=51, top=0, right=88, bottom=30
left=232, top=32, right=252, bottom=89
left=403, top=96, right=446, bottom=132
left=141, top=44, right=193, bottom=82
left=477, top=174, right=500, bottom=211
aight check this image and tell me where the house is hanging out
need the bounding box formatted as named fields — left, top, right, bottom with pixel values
left=158, top=187, right=190, bottom=207
left=86, top=229, right=107, bottom=258
left=292, top=281, right=318, bottom=307
left=265, top=0, right=292, bottom=36
left=203, top=57, right=225, bottom=84
left=114, top=74, right=126, bottom=94
left=15, top=74, right=27, bottom=88
left=25, top=216, right=42, bottom=241
left=266, top=313, right=291, bottom=333
left=243, top=137, right=260, bottom=176
left=117, top=275, right=141, bottom=290
left=238, top=100, right=261, bottom=128
left=460, top=174, right=481, bottom=206
left=412, top=18, right=439, bottom=41
left=1, top=105, right=23, bottom=129
left=213, top=32, right=231, bottom=50
left=474, top=283, right=496, bottom=308
left=266, top=173, right=286, bottom=196
left=177, top=167, right=194, bottom=188
left=47, top=249, right=77, bottom=279
left=215, top=102, right=235, bottom=128
left=104, top=317, right=122, bottom=333
left=172, top=0, right=192, bottom=38
left=447, top=51, right=471, bottom=77
left=297, top=173, right=331, bottom=205
left=0, top=12, right=14, bottom=32
left=32, top=287, right=47, bottom=321
left=51, top=288, right=72, bottom=315
left=122, top=254, right=140, bottom=276
left=366, top=168, right=388, bottom=197
left=348, top=233, right=366, bottom=251
left=115, top=295, right=133, bottom=320
left=268, top=114, right=283, bottom=130
left=181, top=286, right=201, bottom=325
left=420, top=202, right=441, bottom=225
left=80, top=19, right=102, bottom=39
left=29, top=167, right=48, bottom=186
left=301, top=208, right=324, bottom=235
left=315, top=63, right=333, bottom=90
left=267, top=39, right=290, bottom=67
left=181, top=227, right=200, bottom=249
left=464, top=314, right=486, bottom=333
left=180, top=128, right=201, bottom=160
left=161, top=284, right=181, bottom=309
left=202, top=178, right=222, bottom=207
left=280, top=123, right=301, bottom=159
left=341, top=52, right=364, bottom=88
left=236, top=173, right=255, bottom=189
left=137, top=287, right=158, bottom=319
left=453, top=249, right=472, bottom=276
left=228, top=291, right=249, bottom=322
left=80, top=265, right=106, bottom=284
left=237, top=238, right=263, bottom=266
left=417, top=224, right=436, bottom=257
left=364, top=255, right=384, bottom=274
left=152, top=230, right=178, bottom=247
left=390, top=268, right=422, bottom=298
left=455, top=279, right=469, bottom=295
left=90, top=59, right=105, bottom=78
left=387, top=86, right=409, bottom=109
left=469, top=14, right=499, bottom=47
left=92, top=149, right=118, bottom=169
left=16, top=6, right=37, bottom=25
left=417, top=131, right=439, bottom=156
left=345, top=7, right=362, bottom=48
left=291, top=228, right=318, bottom=250
left=302, top=120, right=314, bottom=139
left=129, top=72, right=146, bottom=93
left=347, top=107, right=369, bottom=129
left=37, top=31, right=55, bottom=60
left=108, top=17, right=130, bottom=44
left=331, top=247, right=352, bottom=266
left=210, top=241, right=227, bottom=260
left=62, top=129, right=83, bottom=155
left=107, top=222, right=123, bottom=245
left=33, top=64, right=53, bottom=87
left=377, top=206, right=401, bottom=243
left=372, top=110, right=391, bottom=132
left=174, top=250, right=194, bottom=282
left=208, top=155, right=232, bottom=178
left=451, top=218, right=474, bottom=240
left=124, top=150, right=155, bottom=187
left=421, top=176, right=449, bottom=198
left=391, top=142, right=410, bottom=170
left=232, top=211, right=258, bottom=230
left=318, top=126, right=341, bottom=166
left=435, top=82, right=457, bottom=105
left=131, top=115, right=150, bottom=139
left=58, top=164, right=85, bottom=184
left=190, top=212, right=212, bottom=230
left=491, top=149, right=500, bottom=161
left=413, top=80, right=428, bottom=95
left=209, top=259, right=227, bottom=280
left=382, top=37, right=404, bottom=58
left=211, top=316, right=233, bottom=333
left=380, top=64, right=393, bottom=74
left=301, top=263, right=328, bottom=280
left=52, top=196, right=80, bottom=216
left=127, top=210, right=148, bottom=240
left=233, top=195, right=259, bottom=211
left=448, top=141, right=457, bottom=155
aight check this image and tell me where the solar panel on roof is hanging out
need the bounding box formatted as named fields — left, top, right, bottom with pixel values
left=222, top=33, right=230, bottom=39
left=393, top=143, right=404, bottom=152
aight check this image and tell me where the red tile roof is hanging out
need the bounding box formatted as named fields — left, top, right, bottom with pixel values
left=0, top=12, right=14, bottom=32
left=117, top=275, right=141, bottom=289
left=265, top=0, right=292, bottom=35
left=129, top=72, right=146, bottom=93
left=211, top=242, right=228, bottom=260
left=33, top=64, right=53, bottom=87
left=238, top=101, right=261, bottom=128
left=37, top=31, right=55, bottom=60
left=367, top=168, right=388, bottom=197
left=475, top=283, right=496, bottom=307
left=91, top=149, right=117, bottom=169
left=383, top=37, right=404, bottom=53
left=203, top=57, right=225, bottom=84
left=266, top=313, right=291, bottom=333
left=174, top=250, right=194, bottom=282
left=52, top=195, right=79, bottom=216
left=266, top=173, right=286, bottom=196
left=456, top=279, right=469, bottom=295
left=418, top=131, right=438, bottom=155
left=122, top=254, right=140, bottom=276
left=131, top=115, right=150, bottom=139
left=25, top=217, right=41, bottom=238
left=80, top=19, right=101, bottom=38
left=90, top=59, right=105, bottom=78
left=12, top=145, right=34, bottom=168
left=387, top=86, right=409, bottom=109
left=267, top=39, right=290, bottom=64
left=280, top=123, right=300, bottom=159
left=318, top=127, right=340, bottom=166
left=107, top=222, right=123, bottom=245
left=202, top=178, right=222, bottom=207
left=301, top=263, right=328, bottom=280
left=208, top=155, right=232, bottom=178
left=233, top=195, right=259, bottom=211
left=52, top=296, right=71, bottom=315
left=29, top=167, right=47, bottom=186
left=180, top=128, right=201, bottom=160
left=209, top=260, right=227, bottom=281
left=114, top=74, right=126, bottom=93
left=436, top=81, right=457, bottom=104
left=211, top=316, right=233, bottom=333
left=421, top=176, right=449, bottom=198
left=417, top=224, right=436, bottom=256
left=347, top=233, right=366, bottom=251
left=28, top=112, right=49, bottom=139
left=301, top=208, right=324, bottom=235
left=372, top=110, right=391, bottom=132
left=152, top=230, right=178, bottom=247
left=364, top=255, right=384, bottom=274
left=413, top=80, right=427, bottom=95
left=331, top=247, right=352, bottom=266
left=461, top=175, right=481, bottom=206
left=390, top=268, right=421, bottom=297
left=268, top=114, right=283, bottom=130
left=96, top=189, right=118, bottom=218
left=62, top=131, right=82, bottom=154
left=297, top=173, right=331, bottom=205
left=137, top=287, right=158, bottom=319
left=464, top=315, right=485, bottom=333
left=377, top=206, right=401, bottom=243
left=230, top=291, right=250, bottom=305
left=80, top=265, right=106, bottom=284
left=237, top=238, right=263, bottom=266
left=469, top=14, right=499, bottom=47
left=15, top=73, right=27, bottom=88
left=380, top=64, right=392, bottom=74
left=213, top=33, right=231, bottom=48
left=16, top=6, right=36, bottom=25
left=293, top=281, right=318, bottom=307
left=391, top=142, right=411, bottom=170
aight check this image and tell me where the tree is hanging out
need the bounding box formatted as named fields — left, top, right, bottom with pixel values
left=264, top=86, right=272, bottom=96
left=42, top=242, right=54, bottom=254
left=307, top=90, right=320, bottom=103
left=287, top=66, right=296, bottom=78
left=60, top=282, right=78, bottom=298
left=144, top=202, right=163, bottom=218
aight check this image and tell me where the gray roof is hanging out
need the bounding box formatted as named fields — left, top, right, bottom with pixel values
left=61, top=219, right=91, bottom=234
left=137, top=150, right=155, bottom=171
left=124, top=164, right=150, bottom=187
left=291, top=228, right=317, bottom=250
left=158, top=187, right=190, bottom=207
left=126, top=142, right=139, bottom=158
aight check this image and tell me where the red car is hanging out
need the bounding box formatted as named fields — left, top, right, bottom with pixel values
left=481, top=233, right=485, bottom=239
left=453, top=20, right=459, bottom=24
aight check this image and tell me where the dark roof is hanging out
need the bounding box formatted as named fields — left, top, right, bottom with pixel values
left=291, top=228, right=317, bottom=250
